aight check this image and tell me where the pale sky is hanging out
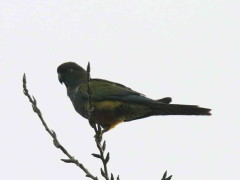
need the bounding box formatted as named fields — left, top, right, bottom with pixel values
left=1, top=0, right=239, bottom=179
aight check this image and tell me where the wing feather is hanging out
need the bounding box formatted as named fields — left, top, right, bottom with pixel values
left=79, top=79, right=145, bottom=100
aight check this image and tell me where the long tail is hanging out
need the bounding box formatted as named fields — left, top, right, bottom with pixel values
left=152, top=104, right=211, bottom=116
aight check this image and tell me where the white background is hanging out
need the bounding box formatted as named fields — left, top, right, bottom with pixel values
left=1, top=0, right=239, bottom=179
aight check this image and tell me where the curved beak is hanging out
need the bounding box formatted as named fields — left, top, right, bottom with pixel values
left=58, top=73, right=64, bottom=84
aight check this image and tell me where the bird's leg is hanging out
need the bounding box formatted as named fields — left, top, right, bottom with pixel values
left=94, top=126, right=102, bottom=142
left=94, top=126, right=110, bottom=142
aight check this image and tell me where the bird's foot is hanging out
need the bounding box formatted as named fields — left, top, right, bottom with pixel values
left=94, top=127, right=109, bottom=142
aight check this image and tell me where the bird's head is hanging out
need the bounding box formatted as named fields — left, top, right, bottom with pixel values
left=57, top=62, right=88, bottom=88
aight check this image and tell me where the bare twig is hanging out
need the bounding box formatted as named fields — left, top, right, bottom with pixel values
left=86, top=63, right=120, bottom=180
left=23, top=73, right=98, bottom=180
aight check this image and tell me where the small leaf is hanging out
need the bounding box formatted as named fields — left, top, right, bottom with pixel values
left=161, top=171, right=172, bottom=180
left=102, top=141, right=106, bottom=151
left=105, top=152, right=110, bottom=164
left=111, top=173, right=114, bottom=180
left=163, top=171, right=167, bottom=178
left=32, top=96, right=37, bottom=105
left=61, top=159, right=73, bottom=163
left=100, top=168, right=105, bottom=178
left=53, top=139, right=60, bottom=148
left=92, top=153, right=101, bottom=159
left=117, top=175, right=120, bottom=180
left=51, top=130, right=57, bottom=138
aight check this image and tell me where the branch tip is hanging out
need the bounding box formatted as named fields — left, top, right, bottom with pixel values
left=110, top=173, right=114, bottom=180
left=161, top=171, right=172, bottom=180
left=87, top=62, right=91, bottom=73
left=23, top=73, right=26, bottom=82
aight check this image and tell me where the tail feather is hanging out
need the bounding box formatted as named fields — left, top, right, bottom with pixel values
left=152, top=104, right=211, bottom=116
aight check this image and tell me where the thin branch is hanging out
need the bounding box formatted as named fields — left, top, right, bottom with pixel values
left=92, top=126, right=110, bottom=180
left=86, top=63, right=119, bottom=180
left=23, top=73, right=98, bottom=180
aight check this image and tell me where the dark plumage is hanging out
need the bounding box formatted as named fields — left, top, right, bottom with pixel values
left=57, top=62, right=211, bottom=132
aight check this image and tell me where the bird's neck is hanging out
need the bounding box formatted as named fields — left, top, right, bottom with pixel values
left=65, top=79, right=84, bottom=89
left=64, top=72, right=87, bottom=89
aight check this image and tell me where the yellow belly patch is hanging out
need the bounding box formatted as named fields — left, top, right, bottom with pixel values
left=95, top=101, right=122, bottom=110
left=92, top=100, right=126, bottom=130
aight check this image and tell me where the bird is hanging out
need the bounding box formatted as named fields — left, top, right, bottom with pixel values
left=57, top=62, right=211, bottom=133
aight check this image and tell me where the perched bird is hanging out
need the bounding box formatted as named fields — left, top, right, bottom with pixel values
left=57, top=62, right=211, bottom=133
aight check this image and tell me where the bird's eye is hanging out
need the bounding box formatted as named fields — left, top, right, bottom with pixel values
left=68, top=69, right=74, bottom=73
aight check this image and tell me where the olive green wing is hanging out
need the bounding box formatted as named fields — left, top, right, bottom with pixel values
left=78, top=78, right=146, bottom=101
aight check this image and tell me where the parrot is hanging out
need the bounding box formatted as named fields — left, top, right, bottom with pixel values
left=57, top=62, right=211, bottom=133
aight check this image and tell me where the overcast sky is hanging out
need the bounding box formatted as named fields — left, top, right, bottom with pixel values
left=1, top=0, right=239, bottom=179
